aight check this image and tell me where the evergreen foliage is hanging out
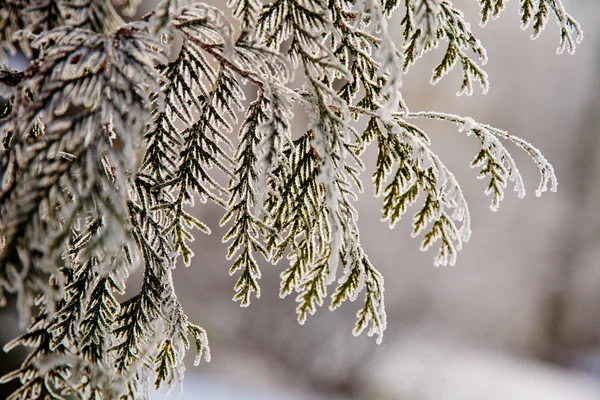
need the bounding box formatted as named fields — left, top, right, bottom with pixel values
left=0, top=0, right=581, bottom=398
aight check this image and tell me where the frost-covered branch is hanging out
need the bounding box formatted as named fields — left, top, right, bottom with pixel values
left=0, top=0, right=582, bottom=398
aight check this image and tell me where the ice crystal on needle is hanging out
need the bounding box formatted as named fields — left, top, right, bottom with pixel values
left=0, top=0, right=581, bottom=398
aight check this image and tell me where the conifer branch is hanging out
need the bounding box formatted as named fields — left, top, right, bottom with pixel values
left=0, top=0, right=582, bottom=397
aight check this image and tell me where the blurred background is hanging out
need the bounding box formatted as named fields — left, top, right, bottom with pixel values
left=2, top=0, right=600, bottom=399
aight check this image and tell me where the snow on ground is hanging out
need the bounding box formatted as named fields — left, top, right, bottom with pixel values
left=150, top=375, right=308, bottom=400
left=364, top=335, right=600, bottom=400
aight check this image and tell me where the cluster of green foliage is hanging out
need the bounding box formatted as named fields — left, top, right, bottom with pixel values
left=0, top=0, right=581, bottom=398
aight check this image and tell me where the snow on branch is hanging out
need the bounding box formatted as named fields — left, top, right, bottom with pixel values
left=0, top=0, right=580, bottom=398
